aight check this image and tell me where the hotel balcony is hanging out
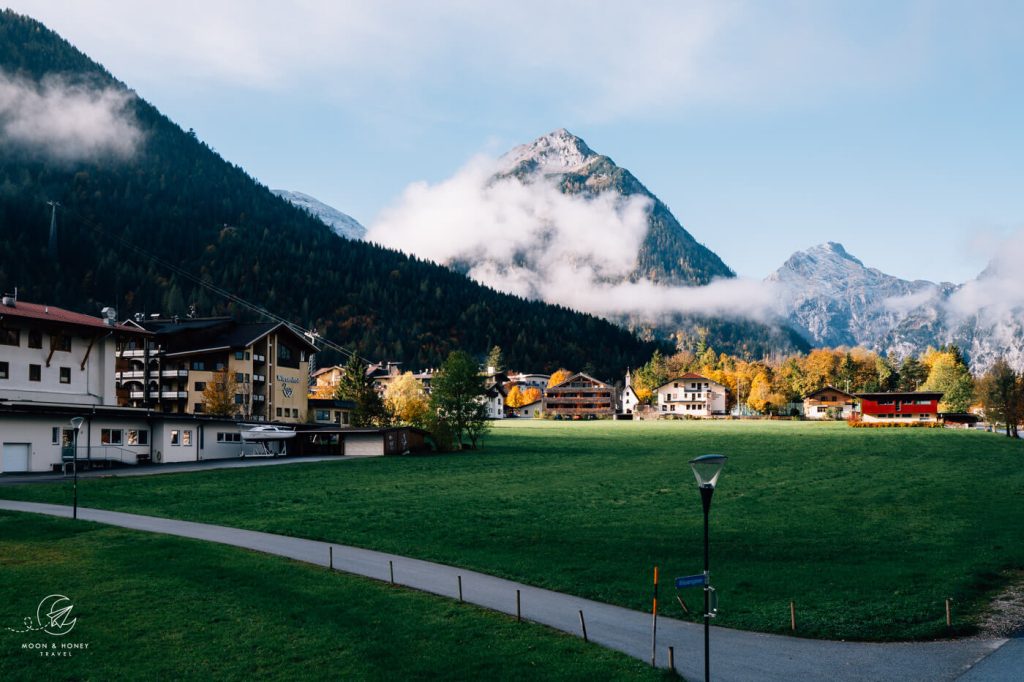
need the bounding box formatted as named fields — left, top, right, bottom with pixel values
left=159, top=390, right=188, bottom=399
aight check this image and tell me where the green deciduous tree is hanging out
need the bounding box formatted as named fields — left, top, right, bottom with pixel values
left=976, top=358, right=1021, bottom=438
left=429, top=350, right=489, bottom=449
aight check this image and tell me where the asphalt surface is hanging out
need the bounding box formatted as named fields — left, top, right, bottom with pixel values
left=0, top=455, right=350, bottom=485
left=0, top=500, right=1014, bottom=681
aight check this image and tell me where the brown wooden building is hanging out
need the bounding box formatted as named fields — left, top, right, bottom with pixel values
left=542, top=372, right=615, bottom=418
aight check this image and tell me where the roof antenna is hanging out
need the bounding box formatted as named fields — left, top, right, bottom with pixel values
left=47, top=201, right=61, bottom=259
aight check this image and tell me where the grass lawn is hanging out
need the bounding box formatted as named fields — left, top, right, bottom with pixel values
left=2, top=420, right=1023, bottom=641
left=0, top=512, right=670, bottom=681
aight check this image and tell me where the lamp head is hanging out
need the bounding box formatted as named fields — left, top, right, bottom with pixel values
left=70, top=416, right=85, bottom=431
left=689, top=454, right=727, bottom=489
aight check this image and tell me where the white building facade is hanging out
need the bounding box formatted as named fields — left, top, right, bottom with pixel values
left=656, top=374, right=728, bottom=417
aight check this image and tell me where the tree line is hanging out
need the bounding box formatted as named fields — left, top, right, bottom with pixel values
left=631, top=343, right=1023, bottom=433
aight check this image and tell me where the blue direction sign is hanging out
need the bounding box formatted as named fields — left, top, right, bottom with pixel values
left=675, top=574, right=707, bottom=589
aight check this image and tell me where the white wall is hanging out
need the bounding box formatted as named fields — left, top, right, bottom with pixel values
left=345, top=434, right=384, bottom=456
left=0, top=328, right=118, bottom=406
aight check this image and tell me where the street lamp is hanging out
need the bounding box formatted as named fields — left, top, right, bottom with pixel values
left=70, top=416, right=84, bottom=520
left=690, top=454, right=726, bottom=682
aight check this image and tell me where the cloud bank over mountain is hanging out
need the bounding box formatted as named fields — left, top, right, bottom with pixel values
left=0, top=70, right=143, bottom=161
left=368, top=153, right=778, bottom=323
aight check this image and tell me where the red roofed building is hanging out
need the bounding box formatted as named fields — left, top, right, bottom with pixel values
left=855, top=392, right=943, bottom=423
left=0, top=292, right=145, bottom=407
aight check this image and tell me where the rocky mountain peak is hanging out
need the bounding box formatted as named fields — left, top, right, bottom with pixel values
left=499, top=128, right=600, bottom=176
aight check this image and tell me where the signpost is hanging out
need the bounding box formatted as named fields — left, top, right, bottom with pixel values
left=675, top=574, right=707, bottom=589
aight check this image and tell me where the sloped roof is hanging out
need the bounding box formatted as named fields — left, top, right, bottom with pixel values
left=804, top=385, right=857, bottom=400
left=547, top=372, right=611, bottom=389
left=0, top=300, right=146, bottom=334
left=657, top=374, right=721, bottom=390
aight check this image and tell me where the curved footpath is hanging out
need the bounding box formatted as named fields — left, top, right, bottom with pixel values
left=0, top=500, right=1016, bottom=681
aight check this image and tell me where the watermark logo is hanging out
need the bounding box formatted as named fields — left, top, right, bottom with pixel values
left=6, top=595, right=77, bottom=636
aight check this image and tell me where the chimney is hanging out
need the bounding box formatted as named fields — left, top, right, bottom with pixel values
left=1, top=290, right=15, bottom=307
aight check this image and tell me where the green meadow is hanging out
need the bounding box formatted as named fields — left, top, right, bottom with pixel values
left=3, top=420, right=1022, bottom=641
left=0, top=513, right=669, bottom=681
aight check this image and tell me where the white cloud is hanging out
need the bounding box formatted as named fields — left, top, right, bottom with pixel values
left=945, top=228, right=1024, bottom=327
left=0, top=71, right=143, bottom=161
left=368, top=154, right=780, bottom=322
left=882, top=286, right=941, bottom=315
left=6, top=1, right=941, bottom=119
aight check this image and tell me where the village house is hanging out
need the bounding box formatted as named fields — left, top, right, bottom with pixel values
left=507, top=372, right=550, bottom=392
left=117, top=316, right=318, bottom=424
left=803, top=385, right=857, bottom=420
left=516, top=398, right=543, bottom=418
left=656, top=373, right=728, bottom=417
left=542, top=372, right=615, bottom=418
left=855, top=391, right=943, bottom=423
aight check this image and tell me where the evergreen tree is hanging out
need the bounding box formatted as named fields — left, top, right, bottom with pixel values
left=334, top=353, right=388, bottom=427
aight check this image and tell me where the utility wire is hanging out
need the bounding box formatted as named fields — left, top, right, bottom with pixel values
left=51, top=203, right=366, bottom=363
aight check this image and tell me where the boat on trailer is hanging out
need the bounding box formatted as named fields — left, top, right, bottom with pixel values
left=239, top=425, right=296, bottom=457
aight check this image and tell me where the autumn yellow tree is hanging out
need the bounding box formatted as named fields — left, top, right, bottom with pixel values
left=520, top=386, right=541, bottom=405
left=505, top=385, right=525, bottom=408
left=202, top=370, right=239, bottom=416
left=547, top=369, right=573, bottom=388
left=384, top=371, right=430, bottom=426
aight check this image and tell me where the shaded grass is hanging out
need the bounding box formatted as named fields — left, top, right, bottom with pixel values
left=0, top=512, right=671, bottom=681
left=3, top=420, right=1023, bottom=640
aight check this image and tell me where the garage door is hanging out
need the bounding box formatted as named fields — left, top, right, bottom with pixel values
left=2, top=443, right=30, bottom=473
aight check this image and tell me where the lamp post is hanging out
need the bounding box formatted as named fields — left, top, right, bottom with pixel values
left=689, top=454, right=726, bottom=682
left=70, top=416, right=84, bottom=520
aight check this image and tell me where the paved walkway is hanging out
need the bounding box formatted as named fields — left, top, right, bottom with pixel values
left=0, top=455, right=351, bottom=486
left=0, top=500, right=1014, bottom=681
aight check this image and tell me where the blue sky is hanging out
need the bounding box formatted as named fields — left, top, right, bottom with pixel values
left=8, top=1, right=1024, bottom=282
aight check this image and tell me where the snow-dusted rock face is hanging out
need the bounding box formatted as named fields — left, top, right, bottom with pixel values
left=767, top=242, right=950, bottom=348
left=499, top=127, right=601, bottom=176
left=272, top=190, right=366, bottom=240
left=770, top=242, right=1023, bottom=372
left=494, top=128, right=734, bottom=287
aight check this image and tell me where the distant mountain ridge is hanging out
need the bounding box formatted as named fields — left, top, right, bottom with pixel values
left=770, top=242, right=1023, bottom=372
left=271, top=190, right=366, bottom=240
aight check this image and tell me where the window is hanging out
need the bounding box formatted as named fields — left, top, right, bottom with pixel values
left=215, top=362, right=225, bottom=371
left=191, top=361, right=205, bottom=371
left=0, top=361, right=7, bottom=379
left=29, top=364, right=41, bottom=382
left=182, top=430, right=192, bottom=446
left=52, top=428, right=74, bottom=445
left=100, top=429, right=123, bottom=445
left=194, top=381, right=206, bottom=391
left=234, top=351, right=245, bottom=360
left=276, top=407, right=283, bottom=417
left=52, top=334, right=71, bottom=352
left=216, top=432, right=242, bottom=443
left=59, top=367, right=71, bottom=384
left=28, top=330, right=42, bottom=348
left=234, top=393, right=244, bottom=405
left=170, top=430, right=180, bottom=445
left=342, top=411, right=350, bottom=425
left=277, top=342, right=299, bottom=368
left=194, top=403, right=205, bottom=413
left=0, top=328, right=19, bottom=346
left=126, top=430, right=148, bottom=446
left=235, top=372, right=245, bottom=383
